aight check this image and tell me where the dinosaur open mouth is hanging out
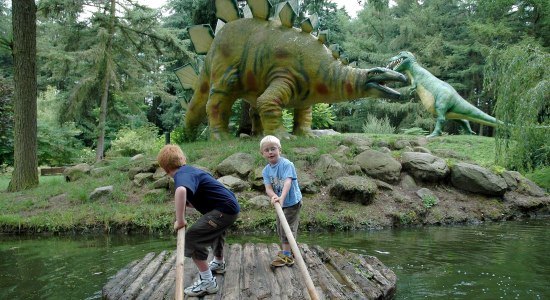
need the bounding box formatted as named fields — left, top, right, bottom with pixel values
left=386, top=58, right=403, bottom=70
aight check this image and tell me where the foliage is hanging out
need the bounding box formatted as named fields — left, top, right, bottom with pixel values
left=484, top=42, right=550, bottom=172
left=0, top=77, right=13, bottom=166
left=108, top=123, right=161, bottom=157
left=311, top=103, right=336, bottom=129
left=35, top=86, right=85, bottom=166
left=422, top=195, right=438, bottom=209
left=525, top=167, right=550, bottom=190
left=400, top=127, right=429, bottom=136
left=362, top=114, right=395, bottom=134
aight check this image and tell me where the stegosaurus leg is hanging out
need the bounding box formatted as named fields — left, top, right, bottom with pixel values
left=249, top=107, right=263, bottom=136
left=206, top=90, right=236, bottom=140
left=293, top=106, right=317, bottom=137
left=257, top=78, right=294, bottom=139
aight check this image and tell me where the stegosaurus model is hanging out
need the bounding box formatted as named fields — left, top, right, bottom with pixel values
left=176, top=0, right=406, bottom=140
left=387, top=51, right=499, bottom=137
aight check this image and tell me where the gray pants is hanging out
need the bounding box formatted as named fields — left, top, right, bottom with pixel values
left=277, top=202, right=302, bottom=244
left=185, top=209, right=239, bottom=260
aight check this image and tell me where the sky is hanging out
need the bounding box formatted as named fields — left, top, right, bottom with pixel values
left=139, top=0, right=364, bottom=19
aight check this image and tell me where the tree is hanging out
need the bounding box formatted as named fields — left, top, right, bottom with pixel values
left=8, top=0, right=38, bottom=191
left=484, top=42, right=549, bottom=172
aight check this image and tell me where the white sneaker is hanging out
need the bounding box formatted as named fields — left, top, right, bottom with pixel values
left=208, top=260, right=226, bottom=274
left=184, top=276, right=219, bottom=296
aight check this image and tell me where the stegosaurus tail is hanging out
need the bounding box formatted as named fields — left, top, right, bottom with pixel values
left=175, top=0, right=351, bottom=91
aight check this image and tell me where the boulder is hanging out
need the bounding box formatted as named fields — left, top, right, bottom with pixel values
left=64, top=163, right=92, bottom=182
left=355, top=150, right=402, bottom=183
left=248, top=195, right=271, bottom=208
left=450, top=163, right=507, bottom=196
left=133, top=172, right=154, bottom=187
left=216, top=153, right=255, bottom=178
left=401, top=152, right=449, bottom=182
left=89, top=186, right=113, bottom=201
left=314, top=154, right=347, bottom=181
left=329, top=176, right=378, bottom=205
left=218, top=175, right=250, bottom=192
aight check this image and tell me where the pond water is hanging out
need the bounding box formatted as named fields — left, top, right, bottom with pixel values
left=1, top=218, right=549, bottom=300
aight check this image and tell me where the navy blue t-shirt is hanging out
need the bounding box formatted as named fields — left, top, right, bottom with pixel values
left=173, top=165, right=240, bottom=215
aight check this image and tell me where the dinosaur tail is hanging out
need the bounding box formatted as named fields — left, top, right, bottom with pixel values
left=446, top=100, right=501, bottom=127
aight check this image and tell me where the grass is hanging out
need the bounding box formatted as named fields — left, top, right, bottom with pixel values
left=0, top=133, right=547, bottom=234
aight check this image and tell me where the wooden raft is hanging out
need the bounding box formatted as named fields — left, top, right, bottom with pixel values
left=102, top=243, right=396, bottom=300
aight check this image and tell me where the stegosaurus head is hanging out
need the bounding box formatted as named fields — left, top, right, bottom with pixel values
left=387, top=51, right=416, bottom=72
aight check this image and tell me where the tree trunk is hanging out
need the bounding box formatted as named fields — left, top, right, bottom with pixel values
left=8, top=0, right=38, bottom=192
left=95, top=0, right=116, bottom=162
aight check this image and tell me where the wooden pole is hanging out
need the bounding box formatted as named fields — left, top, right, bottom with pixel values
left=274, top=202, right=319, bottom=300
left=175, top=228, right=185, bottom=300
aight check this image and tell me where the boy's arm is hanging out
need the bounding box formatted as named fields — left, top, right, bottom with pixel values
left=265, top=184, right=277, bottom=199
left=174, top=186, right=187, bottom=230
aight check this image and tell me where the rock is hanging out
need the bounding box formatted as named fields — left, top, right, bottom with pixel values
left=401, top=152, right=449, bottom=182
left=152, top=176, right=171, bottom=189
left=64, top=163, right=92, bottom=182
left=311, top=129, right=340, bottom=136
left=416, top=187, right=438, bottom=202
left=432, top=149, right=466, bottom=160
left=450, top=163, right=507, bottom=196
left=90, top=167, right=109, bottom=177
left=314, top=154, right=347, bottom=182
left=218, top=175, right=250, bottom=192
left=250, top=167, right=265, bottom=191
left=378, top=147, right=391, bottom=154
left=502, top=171, right=546, bottom=197
left=413, top=146, right=431, bottom=154
left=133, top=172, right=154, bottom=187
left=400, top=173, right=417, bottom=189
left=340, top=136, right=372, bottom=152
left=298, top=172, right=318, bottom=194
left=355, top=150, right=402, bottom=183
left=329, top=176, right=378, bottom=205
left=89, top=186, right=113, bottom=201
left=393, top=139, right=412, bottom=150
left=248, top=195, right=270, bottom=208
left=131, top=154, right=144, bottom=161
left=153, top=167, right=167, bottom=180
left=216, top=153, right=255, bottom=178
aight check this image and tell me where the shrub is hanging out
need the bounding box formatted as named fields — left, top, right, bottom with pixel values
left=362, top=114, right=395, bottom=134
left=109, top=123, right=160, bottom=157
left=422, top=195, right=438, bottom=209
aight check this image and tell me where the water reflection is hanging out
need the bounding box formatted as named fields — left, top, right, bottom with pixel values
left=1, top=219, right=549, bottom=299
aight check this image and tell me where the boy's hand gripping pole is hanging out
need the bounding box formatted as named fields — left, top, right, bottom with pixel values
left=274, top=202, right=319, bottom=300
left=175, top=227, right=185, bottom=300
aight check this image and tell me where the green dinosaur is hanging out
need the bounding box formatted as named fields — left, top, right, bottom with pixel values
left=177, top=0, right=406, bottom=140
left=387, top=51, right=498, bottom=137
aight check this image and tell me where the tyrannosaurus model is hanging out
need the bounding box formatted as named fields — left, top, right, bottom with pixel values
left=177, top=0, right=406, bottom=140
left=387, top=51, right=499, bottom=137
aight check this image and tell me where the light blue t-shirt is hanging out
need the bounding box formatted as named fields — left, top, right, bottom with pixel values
left=262, top=157, right=302, bottom=208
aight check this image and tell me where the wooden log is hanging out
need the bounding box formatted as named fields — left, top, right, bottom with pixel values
left=219, top=243, right=242, bottom=299
left=135, top=252, right=175, bottom=300
left=268, top=243, right=306, bottom=299
left=102, top=260, right=139, bottom=299
left=300, top=244, right=348, bottom=299
left=201, top=246, right=230, bottom=300
left=120, top=251, right=167, bottom=300
left=105, top=252, right=156, bottom=300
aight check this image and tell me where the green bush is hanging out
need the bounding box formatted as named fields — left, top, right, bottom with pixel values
left=311, top=103, right=336, bottom=129
left=362, top=114, right=395, bottom=134
left=108, top=123, right=160, bottom=157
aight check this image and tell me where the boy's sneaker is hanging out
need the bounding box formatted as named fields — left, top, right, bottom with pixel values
left=184, top=276, right=219, bottom=296
left=271, top=251, right=295, bottom=267
left=208, top=260, right=226, bottom=274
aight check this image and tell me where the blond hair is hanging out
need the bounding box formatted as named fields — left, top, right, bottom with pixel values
left=157, top=144, right=187, bottom=173
left=260, top=135, right=282, bottom=150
